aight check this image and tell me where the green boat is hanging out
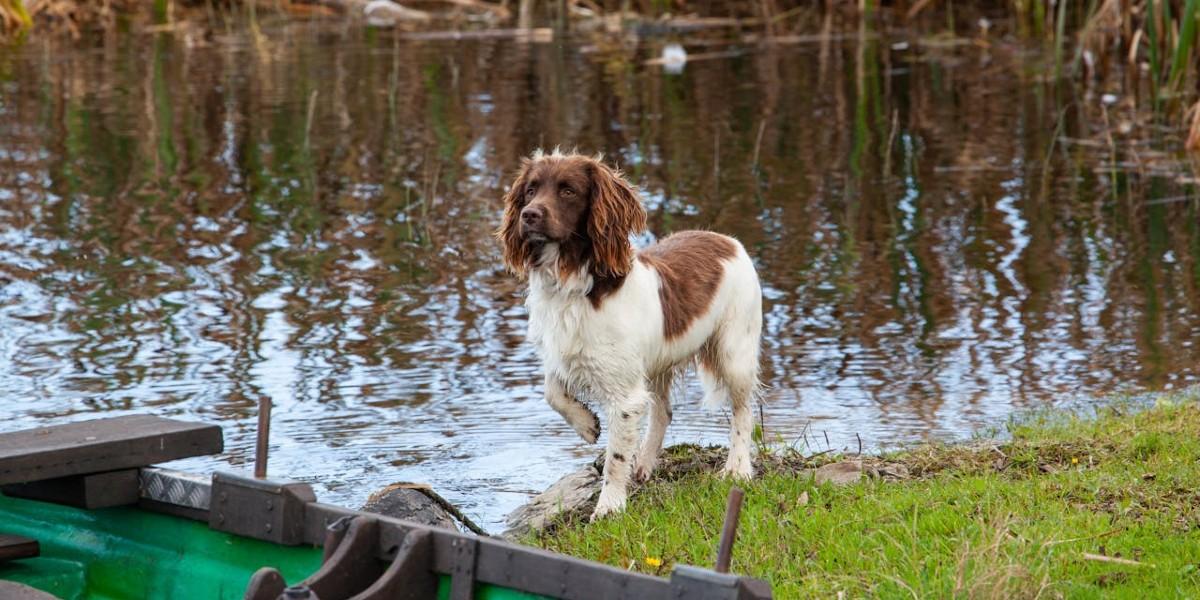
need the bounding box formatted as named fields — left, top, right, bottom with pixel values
left=0, top=416, right=772, bottom=600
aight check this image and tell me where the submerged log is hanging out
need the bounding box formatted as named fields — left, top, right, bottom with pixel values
left=400, top=27, right=553, bottom=41
left=360, top=483, right=458, bottom=530
left=361, top=0, right=432, bottom=25
left=361, top=482, right=491, bottom=535
left=502, top=463, right=601, bottom=540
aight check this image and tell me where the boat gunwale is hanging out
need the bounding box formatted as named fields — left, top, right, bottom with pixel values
left=2, top=467, right=771, bottom=599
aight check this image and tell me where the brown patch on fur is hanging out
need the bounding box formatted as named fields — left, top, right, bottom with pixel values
left=638, top=231, right=738, bottom=340
left=586, top=159, right=646, bottom=279
left=496, top=157, right=537, bottom=277
left=496, top=152, right=647, bottom=309
left=586, top=274, right=626, bottom=308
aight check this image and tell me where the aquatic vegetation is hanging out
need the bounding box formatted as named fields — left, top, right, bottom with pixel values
left=4, top=1, right=1199, bottom=140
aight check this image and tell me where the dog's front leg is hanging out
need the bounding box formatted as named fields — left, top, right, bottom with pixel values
left=545, top=373, right=601, bottom=444
left=591, top=385, right=649, bottom=520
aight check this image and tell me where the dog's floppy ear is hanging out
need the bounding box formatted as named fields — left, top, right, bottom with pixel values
left=586, top=159, right=647, bottom=278
left=496, top=159, right=534, bottom=277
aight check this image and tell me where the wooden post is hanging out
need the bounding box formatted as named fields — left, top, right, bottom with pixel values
left=715, top=487, right=745, bottom=573
left=254, top=397, right=272, bottom=479
left=517, top=0, right=533, bottom=29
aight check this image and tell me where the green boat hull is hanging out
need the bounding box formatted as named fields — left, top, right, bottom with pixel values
left=0, top=493, right=541, bottom=600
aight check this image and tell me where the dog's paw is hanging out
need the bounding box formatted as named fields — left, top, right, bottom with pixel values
left=574, top=412, right=600, bottom=444
left=720, top=461, right=754, bottom=481
left=589, top=501, right=620, bottom=522
left=590, top=489, right=626, bottom=521
left=632, top=457, right=656, bottom=483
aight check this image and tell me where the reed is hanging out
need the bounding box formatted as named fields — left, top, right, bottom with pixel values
left=1187, top=100, right=1200, bottom=149
left=1168, top=0, right=1199, bottom=91
left=4, top=0, right=1199, bottom=145
left=0, top=0, right=31, bottom=33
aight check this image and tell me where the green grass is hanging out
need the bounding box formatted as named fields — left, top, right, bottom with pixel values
left=529, top=391, right=1200, bottom=599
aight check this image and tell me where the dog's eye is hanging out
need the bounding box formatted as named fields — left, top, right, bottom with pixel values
left=525, top=185, right=536, bottom=197
left=560, top=187, right=575, bottom=198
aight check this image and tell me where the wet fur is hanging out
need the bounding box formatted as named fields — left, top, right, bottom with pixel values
left=497, top=149, right=764, bottom=519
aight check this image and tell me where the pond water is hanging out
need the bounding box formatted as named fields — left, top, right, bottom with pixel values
left=1, top=21, right=1198, bottom=530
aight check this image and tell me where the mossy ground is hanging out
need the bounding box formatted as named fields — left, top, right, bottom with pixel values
left=528, top=390, right=1200, bottom=599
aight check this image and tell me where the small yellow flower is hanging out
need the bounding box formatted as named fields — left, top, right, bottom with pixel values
left=1072, top=457, right=1079, bottom=465
left=644, top=557, right=663, bottom=568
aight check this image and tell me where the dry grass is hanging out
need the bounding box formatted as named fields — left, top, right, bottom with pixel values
left=0, top=0, right=31, bottom=32
left=1187, top=100, right=1200, bottom=150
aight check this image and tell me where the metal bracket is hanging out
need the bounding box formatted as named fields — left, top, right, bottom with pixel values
left=141, top=467, right=211, bottom=510
left=209, top=472, right=315, bottom=545
left=669, top=565, right=773, bottom=600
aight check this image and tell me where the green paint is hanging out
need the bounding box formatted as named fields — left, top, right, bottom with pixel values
left=0, top=492, right=322, bottom=599
left=0, top=494, right=544, bottom=600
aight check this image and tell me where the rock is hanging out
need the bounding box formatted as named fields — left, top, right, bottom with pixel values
left=502, top=464, right=602, bottom=540
left=360, top=483, right=458, bottom=530
left=813, top=460, right=864, bottom=485
left=876, top=462, right=910, bottom=480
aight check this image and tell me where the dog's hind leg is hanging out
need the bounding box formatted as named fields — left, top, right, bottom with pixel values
left=545, top=374, right=600, bottom=444
left=634, top=372, right=673, bottom=483
left=702, top=329, right=760, bottom=481
left=722, top=378, right=756, bottom=480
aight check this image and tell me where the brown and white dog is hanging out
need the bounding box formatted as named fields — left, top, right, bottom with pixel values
left=497, top=150, right=763, bottom=519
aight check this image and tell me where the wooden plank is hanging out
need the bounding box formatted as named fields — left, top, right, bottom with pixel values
left=0, top=416, right=223, bottom=485
left=2, top=469, right=140, bottom=509
left=0, top=534, right=39, bottom=562
left=302, top=503, right=677, bottom=600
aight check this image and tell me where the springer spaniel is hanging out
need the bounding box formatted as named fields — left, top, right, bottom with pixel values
left=497, top=150, right=763, bottom=519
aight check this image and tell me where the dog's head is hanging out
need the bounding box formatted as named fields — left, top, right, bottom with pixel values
left=497, top=150, right=647, bottom=280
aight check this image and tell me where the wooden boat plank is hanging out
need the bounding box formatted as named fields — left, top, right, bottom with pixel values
left=2, top=469, right=140, bottom=509
left=0, top=416, right=223, bottom=485
left=304, top=502, right=673, bottom=600
left=0, top=534, right=39, bottom=562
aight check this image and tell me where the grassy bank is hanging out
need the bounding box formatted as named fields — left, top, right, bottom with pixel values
left=529, top=390, right=1200, bottom=599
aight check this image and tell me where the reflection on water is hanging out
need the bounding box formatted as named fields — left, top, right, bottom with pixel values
left=1, top=24, right=1198, bottom=529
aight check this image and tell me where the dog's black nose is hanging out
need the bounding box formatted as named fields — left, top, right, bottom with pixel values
left=521, top=206, right=544, bottom=228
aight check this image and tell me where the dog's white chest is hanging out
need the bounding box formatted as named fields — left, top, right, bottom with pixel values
left=525, top=272, right=629, bottom=397
left=528, top=287, right=589, bottom=371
